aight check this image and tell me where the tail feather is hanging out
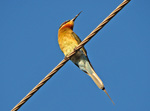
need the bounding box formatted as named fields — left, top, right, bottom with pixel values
left=89, top=72, right=115, bottom=104
left=103, top=88, right=115, bottom=105
left=87, top=69, right=115, bottom=104
left=71, top=51, right=114, bottom=104
left=88, top=72, right=104, bottom=89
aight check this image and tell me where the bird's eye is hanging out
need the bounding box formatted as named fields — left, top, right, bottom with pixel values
left=59, top=20, right=70, bottom=28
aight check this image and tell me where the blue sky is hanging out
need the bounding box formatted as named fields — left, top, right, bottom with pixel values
left=1, top=0, right=150, bottom=111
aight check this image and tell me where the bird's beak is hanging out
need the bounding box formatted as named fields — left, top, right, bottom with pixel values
left=72, top=11, right=82, bottom=22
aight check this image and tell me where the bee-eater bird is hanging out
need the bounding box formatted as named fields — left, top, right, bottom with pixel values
left=58, top=12, right=114, bottom=104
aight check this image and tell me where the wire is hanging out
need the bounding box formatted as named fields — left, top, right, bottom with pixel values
left=11, top=0, right=131, bottom=110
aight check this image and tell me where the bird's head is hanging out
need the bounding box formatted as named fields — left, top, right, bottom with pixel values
left=59, top=11, right=82, bottom=30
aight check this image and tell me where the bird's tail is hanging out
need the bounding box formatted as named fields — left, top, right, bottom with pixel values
left=86, top=62, right=114, bottom=104
left=88, top=71, right=104, bottom=89
left=71, top=53, right=114, bottom=104
left=88, top=71, right=114, bottom=104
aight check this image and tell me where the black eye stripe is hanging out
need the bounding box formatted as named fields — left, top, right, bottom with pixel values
left=59, top=20, right=70, bottom=29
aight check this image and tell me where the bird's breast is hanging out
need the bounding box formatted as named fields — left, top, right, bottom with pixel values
left=58, top=30, right=78, bottom=56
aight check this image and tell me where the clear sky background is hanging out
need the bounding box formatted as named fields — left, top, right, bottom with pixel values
left=1, top=0, right=150, bottom=111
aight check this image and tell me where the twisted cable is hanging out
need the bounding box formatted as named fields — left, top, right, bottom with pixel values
left=11, top=0, right=131, bottom=110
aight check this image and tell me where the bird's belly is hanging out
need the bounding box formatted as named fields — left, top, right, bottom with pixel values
left=71, top=50, right=83, bottom=60
left=71, top=50, right=91, bottom=73
left=60, top=38, right=78, bottom=56
left=63, top=46, right=75, bottom=56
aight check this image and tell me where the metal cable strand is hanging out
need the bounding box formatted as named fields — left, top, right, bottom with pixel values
left=74, top=0, right=131, bottom=51
left=11, top=0, right=131, bottom=111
